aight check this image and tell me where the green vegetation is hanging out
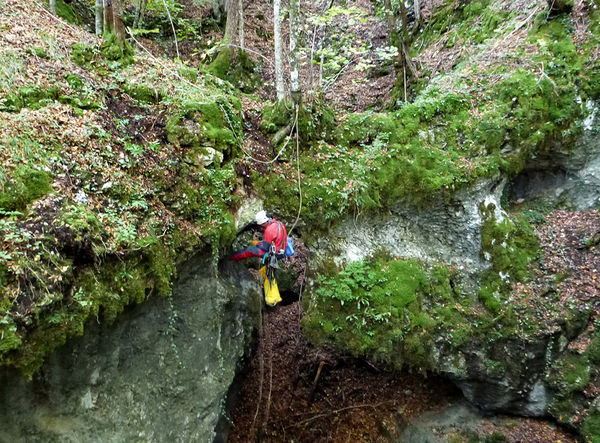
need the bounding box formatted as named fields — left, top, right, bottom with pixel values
left=125, top=82, right=165, bottom=104
left=101, top=33, right=135, bottom=67
left=546, top=330, right=600, bottom=431
left=0, top=166, right=52, bottom=212
left=478, top=204, right=540, bottom=313
left=166, top=97, right=242, bottom=159
left=414, top=0, right=513, bottom=53
left=0, top=17, right=248, bottom=374
left=71, top=42, right=98, bottom=66
left=208, top=49, right=261, bottom=93
left=303, top=201, right=542, bottom=371
left=255, top=6, right=594, bottom=234
left=583, top=411, right=600, bottom=443
left=303, top=256, right=476, bottom=371
left=55, top=0, right=82, bottom=26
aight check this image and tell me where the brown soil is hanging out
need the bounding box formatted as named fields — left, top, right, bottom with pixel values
left=228, top=302, right=460, bottom=442
left=227, top=301, right=579, bottom=443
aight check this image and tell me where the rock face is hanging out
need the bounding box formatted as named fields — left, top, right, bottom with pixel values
left=510, top=100, right=600, bottom=210
left=0, top=254, right=261, bottom=442
left=434, top=336, right=555, bottom=417
left=307, top=177, right=558, bottom=417
left=311, top=177, right=506, bottom=291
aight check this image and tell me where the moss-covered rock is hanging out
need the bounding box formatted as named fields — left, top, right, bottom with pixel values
left=478, top=204, right=540, bottom=313
left=0, top=166, right=52, bottom=212
left=124, top=83, right=164, bottom=104
left=166, top=99, right=241, bottom=160
left=100, top=33, right=134, bottom=66
left=208, top=48, right=260, bottom=93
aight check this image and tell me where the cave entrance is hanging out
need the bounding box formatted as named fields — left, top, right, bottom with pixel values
left=278, top=289, right=299, bottom=306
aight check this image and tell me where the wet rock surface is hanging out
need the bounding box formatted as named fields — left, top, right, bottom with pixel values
left=0, top=254, right=261, bottom=442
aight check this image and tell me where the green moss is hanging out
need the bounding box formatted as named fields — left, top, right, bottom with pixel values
left=414, top=0, right=505, bottom=54
left=125, top=83, right=164, bottom=104
left=260, top=101, right=294, bottom=134
left=0, top=318, right=21, bottom=354
left=100, top=33, right=134, bottom=66
left=55, top=0, right=81, bottom=25
left=166, top=98, right=241, bottom=159
left=478, top=206, right=540, bottom=313
left=0, top=86, right=60, bottom=112
left=71, top=42, right=97, bottom=66
left=549, top=354, right=591, bottom=395
left=58, top=94, right=101, bottom=110
left=4, top=244, right=180, bottom=377
left=208, top=47, right=233, bottom=79
left=208, top=49, right=260, bottom=92
left=303, top=257, right=472, bottom=371
left=58, top=203, right=103, bottom=251
left=0, top=166, right=52, bottom=212
left=583, top=411, right=600, bottom=443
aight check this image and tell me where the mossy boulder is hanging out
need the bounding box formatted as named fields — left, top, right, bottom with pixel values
left=100, top=33, right=134, bottom=67
left=0, top=166, right=52, bottom=212
left=208, top=48, right=260, bottom=93
left=166, top=99, right=241, bottom=160
left=125, top=83, right=164, bottom=104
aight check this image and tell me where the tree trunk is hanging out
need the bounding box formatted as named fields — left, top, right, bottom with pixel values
left=399, top=0, right=408, bottom=32
left=112, top=0, right=126, bottom=43
left=289, top=0, right=301, bottom=104
left=224, top=0, right=239, bottom=46
left=133, top=0, right=148, bottom=29
left=95, top=0, right=103, bottom=35
left=237, top=0, right=244, bottom=50
left=104, top=0, right=114, bottom=34
left=273, top=0, right=285, bottom=101
left=414, top=0, right=420, bottom=26
left=49, top=0, right=56, bottom=14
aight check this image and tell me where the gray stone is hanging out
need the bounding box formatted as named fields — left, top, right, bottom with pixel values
left=311, top=177, right=506, bottom=292
left=0, top=254, right=261, bottom=443
left=510, top=100, right=600, bottom=210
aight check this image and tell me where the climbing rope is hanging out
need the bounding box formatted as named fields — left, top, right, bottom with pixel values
left=250, top=301, right=265, bottom=438
left=161, top=0, right=180, bottom=60
left=287, top=103, right=303, bottom=236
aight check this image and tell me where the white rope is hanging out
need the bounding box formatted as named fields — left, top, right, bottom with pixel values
left=287, top=104, right=303, bottom=235
left=242, top=110, right=298, bottom=165
left=161, top=0, right=180, bottom=60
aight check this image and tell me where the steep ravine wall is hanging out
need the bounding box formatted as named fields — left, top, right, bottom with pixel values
left=0, top=255, right=261, bottom=442
left=303, top=115, right=600, bottom=422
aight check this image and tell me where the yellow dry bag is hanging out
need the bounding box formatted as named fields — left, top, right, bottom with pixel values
left=260, top=266, right=282, bottom=306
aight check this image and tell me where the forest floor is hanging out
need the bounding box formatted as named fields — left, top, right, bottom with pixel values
left=225, top=207, right=600, bottom=441
left=227, top=301, right=579, bottom=442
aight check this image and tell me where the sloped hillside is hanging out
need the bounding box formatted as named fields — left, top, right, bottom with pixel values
left=1, top=0, right=600, bottom=440
left=0, top=0, right=246, bottom=376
